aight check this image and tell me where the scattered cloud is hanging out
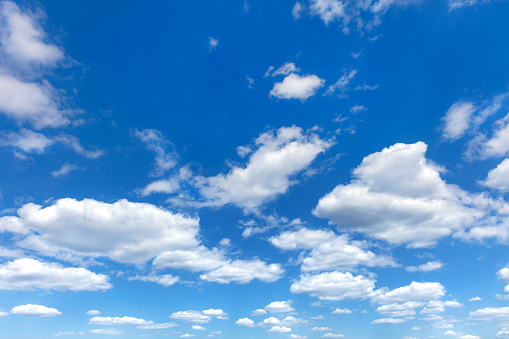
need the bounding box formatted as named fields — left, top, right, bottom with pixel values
left=128, top=274, right=180, bottom=287
left=199, top=259, right=284, bottom=284
left=349, top=105, right=367, bottom=114
left=89, top=329, right=123, bottom=335
left=270, top=73, right=325, bottom=100
left=11, top=304, right=61, bottom=317
left=209, top=37, right=219, bottom=51
left=483, top=158, right=509, bottom=192
left=441, top=101, right=476, bottom=141
left=235, top=318, right=255, bottom=327
left=326, top=69, right=357, bottom=96
left=0, top=258, right=111, bottom=291
left=268, top=325, right=292, bottom=333
left=264, top=300, right=295, bottom=313
left=134, top=129, right=177, bottom=177
left=51, top=163, right=79, bottom=178
left=89, top=316, right=152, bottom=326
left=406, top=261, right=444, bottom=272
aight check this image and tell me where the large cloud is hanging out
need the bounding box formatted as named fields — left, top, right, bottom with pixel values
left=290, top=271, right=376, bottom=300
left=313, top=142, right=485, bottom=248
left=193, top=126, right=333, bottom=212
left=270, top=227, right=396, bottom=271
left=0, top=258, right=111, bottom=291
left=199, top=259, right=284, bottom=284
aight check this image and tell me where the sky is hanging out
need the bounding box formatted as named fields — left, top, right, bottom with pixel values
left=1, top=0, right=509, bottom=338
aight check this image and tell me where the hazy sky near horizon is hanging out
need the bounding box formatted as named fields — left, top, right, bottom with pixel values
left=1, top=0, right=509, bottom=338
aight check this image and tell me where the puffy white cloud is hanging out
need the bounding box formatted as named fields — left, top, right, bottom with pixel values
left=420, top=300, right=462, bottom=314
left=0, top=1, right=63, bottom=65
left=87, top=310, right=101, bottom=316
left=54, top=332, right=85, bottom=336
left=270, top=74, right=324, bottom=100
left=292, top=2, right=303, bottom=19
left=128, top=274, right=180, bottom=287
left=290, top=335, right=308, bottom=339
left=51, top=163, right=79, bottom=178
left=180, top=334, right=195, bottom=338
left=0, top=258, right=111, bottom=291
left=89, top=329, right=123, bottom=335
left=89, top=316, right=151, bottom=326
left=326, top=69, right=357, bottom=96
left=309, top=0, right=347, bottom=25
left=459, top=336, right=480, bottom=339
left=134, top=129, right=177, bottom=177
left=6, top=198, right=200, bottom=266
left=312, top=327, right=331, bottom=331
left=484, top=158, right=509, bottom=192
left=470, top=306, right=509, bottom=320
left=444, top=330, right=462, bottom=336
left=0, top=129, right=54, bottom=153
left=11, top=304, right=61, bottom=317
left=235, top=318, right=255, bottom=327
left=202, top=309, right=228, bottom=320
left=192, top=325, right=206, bottom=330
left=200, top=259, right=284, bottom=284
left=0, top=74, right=70, bottom=129
left=376, top=301, right=426, bottom=317
left=441, top=101, right=476, bottom=141
left=373, top=282, right=445, bottom=304
left=270, top=227, right=396, bottom=271
left=469, top=297, right=482, bottom=301
left=170, top=311, right=211, bottom=323
left=268, top=325, right=292, bottom=333
left=152, top=247, right=225, bottom=272
left=313, top=142, right=485, bottom=248
left=406, top=261, right=444, bottom=272
left=467, top=113, right=509, bottom=159
left=195, top=126, right=332, bottom=211
left=331, top=308, right=352, bottom=314
left=290, top=271, right=376, bottom=300
left=264, top=301, right=295, bottom=313
left=498, top=268, right=509, bottom=283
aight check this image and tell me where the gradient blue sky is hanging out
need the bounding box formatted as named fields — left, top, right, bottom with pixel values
left=1, top=0, right=509, bottom=338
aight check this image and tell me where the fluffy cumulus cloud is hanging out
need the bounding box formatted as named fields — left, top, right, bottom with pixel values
left=270, top=227, right=396, bottom=271
left=128, top=274, right=180, bottom=287
left=483, top=158, right=509, bottom=192
left=375, top=301, right=426, bottom=318
left=11, top=304, right=61, bottom=317
left=467, top=113, right=509, bottom=160
left=270, top=74, right=325, bottom=100
left=264, top=300, right=295, bottom=313
left=441, top=101, right=476, bottom=141
left=0, top=1, right=76, bottom=129
left=372, top=281, right=445, bottom=304
left=290, top=271, right=376, bottom=300
left=0, top=129, right=54, bottom=153
left=194, top=126, right=333, bottom=212
left=313, top=142, right=486, bottom=248
left=88, top=316, right=152, bottom=326
left=152, top=246, right=225, bottom=272
left=235, top=318, right=255, bottom=327
left=406, top=260, right=444, bottom=272
left=0, top=258, right=111, bottom=291
left=268, top=325, right=292, bottom=333
left=170, top=310, right=216, bottom=324
left=3, top=198, right=201, bottom=266
left=199, top=259, right=284, bottom=284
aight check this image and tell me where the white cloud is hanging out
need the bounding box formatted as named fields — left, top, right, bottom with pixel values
left=350, top=105, right=367, bottom=114
left=459, top=336, right=480, bottom=339
left=373, top=282, right=445, bottom=304
left=235, top=318, right=255, bottom=327
left=331, top=308, right=352, bottom=314
left=89, top=316, right=151, bottom=326
left=322, top=334, right=344, bottom=338
left=202, top=309, right=228, bottom=320
left=313, top=142, right=485, bottom=248
left=252, top=309, right=267, bottom=316
left=0, top=1, right=63, bottom=65
left=309, top=0, right=347, bottom=25
left=406, top=261, right=444, bottom=272
left=0, top=74, right=70, bottom=129
left=467, top=113, right=509, bottom=159
left=209, top=37, right=219, bottom=51
left=181, top=334, right=195, bottom=338
left=54, top=135, right=104, bottom=159
left=448, top=0, right=478, bottom=11
left=152, top=246, right=225, bottom=272
left=265, top=301, right=295, bottom=313
left=194, top=126, right=332, bottom=212
left=270, top=227, right=396, bottom=272
left=192, top=325, right=206, bottom=330
left=6, top=198, right=201, bottom=266
left=441, top=101, right=476, bottom=141
left=128, top=274, right=180, bottom=287
left=137, top=323, right=178, bottom=330
left=0, top=258, right=111, bottom=291
left=420, top=300, right=462, bottom=314
left=468, top=297, right=482, bottom=301
left=312, top=327, right=331, bottom=331
left=267, top=62, right=301, bottom=77
left=134, top=129, right=177, bottom=177
left=444, top=330, right=462, bottom=336
left=484, top=158, right=509, bottom=192
left=268, top=325, right=292, bottom=333
left=199, top=259, right=284, bottom=284
left=326, top=69, right=357, bottom=96
left=290, top=335, right=308, bottom=339
left=54, top=332, right=85, bottom=336
left=293, top=2, right=303, bottom=19
left=170, top=311, right=211, bottom=324
left=371, top=317, right=407, bottom=324
left=0, top=129, right=54, bottom=153
left=51, top=163, right=79, bottom=178
left=290, top=271, right=376, bottom=300
left=270, top=73, right=324, bottom=100
left=87, top=310, right=101, bottom=316
left=375, top=301, right=426, bottom=317
left=11, top=304, right=61, bottom=317
left=89, top=329, right=123, bottom=335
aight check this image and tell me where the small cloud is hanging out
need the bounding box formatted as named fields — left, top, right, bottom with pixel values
left=51, top=163, right=79, bottom=178
left=270, top=73, right=324, bottom=100
left=468, top=297, right=482, bottom=302
left=349, top=105, right=367, bottom=114
left=246, top=76, right=254, bottom=89
left=209, top=37, right=219, bottom=51
left=293, top=2, right=303, bottom=19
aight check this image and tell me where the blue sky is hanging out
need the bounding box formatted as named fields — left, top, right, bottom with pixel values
left=1, top=0, right=509, bottom=338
